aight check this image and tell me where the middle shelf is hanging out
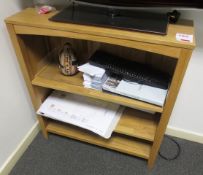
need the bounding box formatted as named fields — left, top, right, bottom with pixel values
left=33, top=63, right=161, bottom=142
left=32, top=63, right=163, bottom=113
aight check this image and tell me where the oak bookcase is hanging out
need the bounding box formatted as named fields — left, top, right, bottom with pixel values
left=5, top=8, right=195, bottom=168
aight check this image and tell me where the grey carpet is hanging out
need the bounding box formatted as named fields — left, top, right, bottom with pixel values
left=9, top=133, right=203, bottom=175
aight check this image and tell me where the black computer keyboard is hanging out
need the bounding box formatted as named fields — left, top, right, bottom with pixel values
left=89, top=51, right=171, bottom=89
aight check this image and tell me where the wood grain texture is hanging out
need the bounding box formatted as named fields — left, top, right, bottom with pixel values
left=46, top=119, right=151, bottom=159
left=147, top=49, right=193, bottom=169
left=6, top=24, right=39, bottom=108
left=5, top=8, right=195, bottom=169
left=5, top=8, right=195, bottom=50
left=115, top=108, right=160, bottom=142
left=18, top=35, right=50, bottom=77
left=13, top=25, right=182, bottom=59
left=6, top=23, right=49, bottom=139
left=47, top=37, right=176, bottom=75
left=32, top=63, right=163, bottom=113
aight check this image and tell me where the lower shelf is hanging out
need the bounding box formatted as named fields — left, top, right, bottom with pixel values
left=46, top=119, right=152, bottom=159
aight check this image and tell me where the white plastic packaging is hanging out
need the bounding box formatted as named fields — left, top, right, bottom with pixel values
left=33, top=0, right=55, bottom=14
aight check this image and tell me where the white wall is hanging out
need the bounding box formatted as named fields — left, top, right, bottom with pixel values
left=168, top=10, right=203, bottom=136
left=0, top=0, right=70, bottom=171
left=0, top=0, right=35, bottom=169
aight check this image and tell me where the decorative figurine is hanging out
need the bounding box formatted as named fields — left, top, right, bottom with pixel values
left=58, top=43, right=78, bottom=76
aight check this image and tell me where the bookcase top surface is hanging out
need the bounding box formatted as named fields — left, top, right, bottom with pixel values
left=5, top=8, right=195, bottom=49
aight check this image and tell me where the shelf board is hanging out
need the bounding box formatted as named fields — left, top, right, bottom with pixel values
left=6, top=8, right=195, bottom=51
left=46, top=120, right=151, bottom=159
left=32, top=64, right=163, bottom=113
left=115, top=108, right=159, bottom=142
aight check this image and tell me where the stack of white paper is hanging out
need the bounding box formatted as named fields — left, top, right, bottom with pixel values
left=37, top=91, right=124, bottom=139
left=78, top=63, right=107, bottom=90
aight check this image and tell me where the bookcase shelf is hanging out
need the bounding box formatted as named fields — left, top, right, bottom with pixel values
left=43, top=106, right=159, bottom=142
left=32, top=63, right=163, bottom=113
left=115, top=108, right=159, bottom=142
left=5, top=8, right=195, bottom=168
left=46, top=119, right=152, bottom=159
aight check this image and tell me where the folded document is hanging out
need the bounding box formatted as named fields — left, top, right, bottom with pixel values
left=103, top=77, right=168, bottom=106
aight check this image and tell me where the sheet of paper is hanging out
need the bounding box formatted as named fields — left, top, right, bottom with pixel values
left=37, top=91, right=123, bottom=138
left=176, top=33, right=193, bottom=43
left=78, top=63, right=105, bottom=77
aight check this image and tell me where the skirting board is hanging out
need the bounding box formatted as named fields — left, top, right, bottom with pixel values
left=0, top=122, right=40, bottom=175
left=166, top=126, right=203, bottom=144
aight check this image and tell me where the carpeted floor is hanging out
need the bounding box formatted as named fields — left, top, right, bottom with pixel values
left=9, top=133, right=203, bottom=175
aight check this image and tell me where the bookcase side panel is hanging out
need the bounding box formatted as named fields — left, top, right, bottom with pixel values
left=148, top=48, right=193, bottom=169
left=6, top=23, right=50, bottom=138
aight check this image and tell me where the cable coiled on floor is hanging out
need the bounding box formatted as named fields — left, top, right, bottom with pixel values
left=159, top=135, right=181, bottom=161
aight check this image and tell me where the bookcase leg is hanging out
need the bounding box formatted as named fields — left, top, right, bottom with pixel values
left=147, top=159, right=154, bottom=169
left=38, top=116, right=49, bottom=139
left=6, top=23, right=50, bottom=140
left=147, top=49, right=192, bottom=169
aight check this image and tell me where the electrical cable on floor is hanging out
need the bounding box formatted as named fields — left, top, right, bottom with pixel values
left=159, top=135, right=181, bottom=161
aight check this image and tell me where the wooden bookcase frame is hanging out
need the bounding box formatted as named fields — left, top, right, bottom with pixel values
left=5, top=8, right=195, bottom=168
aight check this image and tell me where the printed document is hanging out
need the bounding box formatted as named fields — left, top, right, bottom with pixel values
left=37, top=91, right=123, bottom=138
